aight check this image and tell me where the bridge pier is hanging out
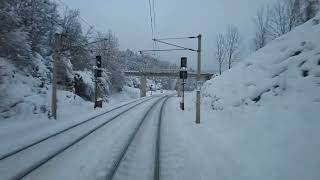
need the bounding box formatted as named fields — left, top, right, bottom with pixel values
left=140, top=75, right=147, bottom=97
left=125, top=70, right=214, bottom=98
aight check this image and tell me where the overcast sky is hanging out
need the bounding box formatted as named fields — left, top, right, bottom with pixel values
left=63, top=0, right=276, bottom=72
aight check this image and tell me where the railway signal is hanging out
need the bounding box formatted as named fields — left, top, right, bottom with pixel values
left=96, top=55, right=102, bottom=78
left=196, top=34, right=202, bottom=124
left=180, top=57, right=187, bottom=110
left=141, top=34, right=202, bottom=124
left=94, top=55, right=103, bottom=108
left=181, top=56, right=187, bottom=68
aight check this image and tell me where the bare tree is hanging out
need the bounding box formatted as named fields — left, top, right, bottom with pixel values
left=94, top=30, right=124, bottom=92
left=286, top=0, right=303, bottom=31
left=0, top=0, right=31, bottom=59
left=253, top=6, right=271, bottom=50
left=269, top=0, right=289, bottom=38
left=225, top=25, right=241, bottom=69
left=304, top=0, right=319, bottom=21
left=268, top=0, right=319, bottom=39
left=215, top=34, right=226, bottom=75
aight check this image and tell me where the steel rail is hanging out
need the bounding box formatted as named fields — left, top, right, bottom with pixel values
left=105, top=96, right=169, bottom=180
left=7, top=96, right=159, bottom=180
left=154, top=96, right=171, bottom=180
left=0, top=97, right=152, bottom=161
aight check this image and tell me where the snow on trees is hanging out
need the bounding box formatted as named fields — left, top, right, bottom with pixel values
left=225, top=25, right=241, bottom=70
left=215, top=34, right=226, bottom=75
left=253, top=0, right=320, bottom=51
left=253, top=7, right=271, bottom=50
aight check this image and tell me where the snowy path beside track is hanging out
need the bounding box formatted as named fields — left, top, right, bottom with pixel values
left=21, top=96, right=171, bottom=180
left=0, top=96, right=161, bottom=180
left=161, top=97, right=248, bottom=180
left=161, top=94, right=320, bottom=180
left=109, top=97, right=168, bottom=180
left=0, top=97, right=151, bottom=157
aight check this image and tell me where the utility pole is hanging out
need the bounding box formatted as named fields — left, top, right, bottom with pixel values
left=148, top=34, right=202, bottom=124
left=139, top=51, right=147, bottom=97
left=196, top=34, right=202, bottom=124
left=51, top=33, right=62, bottom=120
left=182, top=78, right=185, bottom=110
left=94, top=70, right=98, bottom=107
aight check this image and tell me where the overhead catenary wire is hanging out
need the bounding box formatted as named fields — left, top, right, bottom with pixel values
left=139, top=48, right=193, bottom=52
left=155, top=36, right=197, bottom=40
left=148, top=0, right=156, bottom=55
left=51, top=0, right=109, bottom=53
left=153, top=39, right=197, bottom=51
left=55, top=0, right=100, bottom=35
left=152, top=0, right=158, bottom=55
left=152, top=0, right=156, bottom=37
left=49, top=20, right=107, bottom=55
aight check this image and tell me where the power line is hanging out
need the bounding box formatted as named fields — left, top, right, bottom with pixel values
left=155, top=36, right=197, bottom=40
left=55, top=0, right=100, bottom=35
left=153, top=39, right=197, bottom=51
left=52, top=0, right=110, bottom=53
left=152, top=0, right=156, bottom=36
left=148, top=0, right=156, bottom=55
left=152, top=0, right=158, bottom=55
left=139, top=48, right=193, bottom=52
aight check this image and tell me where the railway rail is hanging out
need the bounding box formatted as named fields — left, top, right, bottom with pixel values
left=0, top=96, right=160, bottom=180
left=105, top=95, right=172, bottom=180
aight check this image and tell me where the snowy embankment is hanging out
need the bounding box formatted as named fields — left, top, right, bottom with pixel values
left=0, top=57, right=141, bottom=122
left=0, top=56, right=142, bottom=153
left=174, top=14, right=320, bottom=180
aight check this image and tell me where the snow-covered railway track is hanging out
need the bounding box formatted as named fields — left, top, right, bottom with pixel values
left=105, top=95, right=172, bottom=180
left=0, top=96, right=158, bottom=180
left=154, top=97, right=171, bottom=180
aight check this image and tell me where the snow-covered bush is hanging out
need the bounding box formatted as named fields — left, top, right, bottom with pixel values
left=74, top=71, right=95, bottom=101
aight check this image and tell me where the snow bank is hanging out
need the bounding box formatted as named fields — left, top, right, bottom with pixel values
left=0, top=57, right=141, bottom=123
left=108, top=86, right=140, bottom=104
left=0, top=58, right=50, bottom=120
left=193, top=13, right=320, bottom=180
left=202, top=14, right=320, bottom=111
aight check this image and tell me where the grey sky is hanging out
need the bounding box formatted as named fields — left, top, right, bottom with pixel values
left=63, top=0, right=275, bottom=72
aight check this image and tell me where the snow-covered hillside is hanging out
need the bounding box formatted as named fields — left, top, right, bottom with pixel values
left=203, top=17, right=320, bottom=110
left=0, top=57, right=51, bottom=120
left=0, top=57, right=143, bottom=123
left=195, top=13, right=320, bottom=180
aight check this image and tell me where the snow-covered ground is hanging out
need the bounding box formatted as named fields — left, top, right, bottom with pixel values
left=0, top=56, right=143, bottom=128
left=0, top=83, right=142, bottom=133
left=1, top=9, right=319, bottom=180
left=163, top=94, right=319, bottom=180
left=0, top=97, right=162, bottom=180
left=0, top=57, right=154, bottom=160
left=0, top=91, right=147, bottom=157
left=21, top=97, right=165, bottom=180
left=162, top=14, right=320, bottom=180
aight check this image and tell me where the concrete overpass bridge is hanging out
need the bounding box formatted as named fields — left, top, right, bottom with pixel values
left=124, top=70, right=214, bottom=97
